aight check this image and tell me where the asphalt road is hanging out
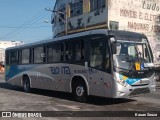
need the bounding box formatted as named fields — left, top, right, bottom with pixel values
left=0, top=74, right=160, bottom=120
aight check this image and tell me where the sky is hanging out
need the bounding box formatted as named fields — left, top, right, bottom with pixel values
left=0, top=0, right=56, bottom=44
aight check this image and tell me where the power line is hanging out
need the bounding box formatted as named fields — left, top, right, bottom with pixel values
left=0, top=10, right=50, bottom=40
left=5, top=12, right=50, bottom=39
left=0, top=10, right=47, bottom=39
left=0, top=26, right=51, bottom=28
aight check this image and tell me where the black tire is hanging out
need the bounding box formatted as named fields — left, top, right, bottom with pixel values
left=72, top=81, right=88, bottom=102
left=23, top=76, right=31, bottom=93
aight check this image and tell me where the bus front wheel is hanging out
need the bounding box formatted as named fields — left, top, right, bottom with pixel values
left=23, top=76, right=31, bottom=93
left=72, top=81, right=88, bottom=102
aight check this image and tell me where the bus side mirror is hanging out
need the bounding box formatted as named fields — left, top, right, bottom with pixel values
left=111, top=42, right=117, bottom=54
left=109, top=36, right=116, bottom=54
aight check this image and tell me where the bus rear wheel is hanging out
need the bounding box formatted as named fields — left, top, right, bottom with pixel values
left=23, top=76, right=31, bottom=93
left=72, top=81, right=88, bottom=102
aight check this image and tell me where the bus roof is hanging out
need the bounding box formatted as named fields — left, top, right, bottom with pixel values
left=109, top=30, right=146, bottom=37
left=6, top=29, right=146, bottom=50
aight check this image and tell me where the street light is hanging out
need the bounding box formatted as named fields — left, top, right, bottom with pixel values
left=44, top=20, right=50, bottom=23
left=45, top=8, right=68, bottom=35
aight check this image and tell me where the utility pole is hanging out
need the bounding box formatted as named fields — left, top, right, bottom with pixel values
left=45, top=8, right=68, bottom=35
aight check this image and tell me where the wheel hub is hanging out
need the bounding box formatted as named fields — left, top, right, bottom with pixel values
left=76, top=86, right=84, bottom=96
left=24, top=81, right=30, bottom=92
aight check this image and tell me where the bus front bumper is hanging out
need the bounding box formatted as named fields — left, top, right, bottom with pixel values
left=113, top=83, right=156, bottom=98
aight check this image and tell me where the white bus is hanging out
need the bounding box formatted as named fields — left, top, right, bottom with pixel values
left=5, top=29, right=156, bottom=102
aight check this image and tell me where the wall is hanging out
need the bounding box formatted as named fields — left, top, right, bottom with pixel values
left=52, top=0, right=160, bottom=65
left=108, top=0, right=160, bottom=66
left=52, top=0, right=108, bottom=36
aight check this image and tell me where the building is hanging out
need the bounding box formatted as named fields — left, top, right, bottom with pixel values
left=0, top=41, right=24, bottom=65
left=52, top=0, right=160, bottom=66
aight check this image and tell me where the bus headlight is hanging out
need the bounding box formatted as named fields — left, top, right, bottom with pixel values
left=117, top=91, right=125, bottom=96
left=116, top=78, right=128, bottom=87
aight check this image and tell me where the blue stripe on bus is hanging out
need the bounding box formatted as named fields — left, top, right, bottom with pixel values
left=119, top=74, right=141, bottom=85
left=5, top=64, right=39, bottom=81
left=125, top=78, right=141, bottom=85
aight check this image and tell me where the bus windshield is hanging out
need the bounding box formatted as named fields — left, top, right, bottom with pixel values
left=113, top=39, right=153, bottom=70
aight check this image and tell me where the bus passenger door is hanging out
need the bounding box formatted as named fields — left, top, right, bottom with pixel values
left=87, top=38, right=106, bottom=97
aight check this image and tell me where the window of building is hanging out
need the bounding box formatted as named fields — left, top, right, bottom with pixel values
left=22, top=49, right=30, bottom=64
left=58, top=7, right=66, bottom=23
left=109, top=21, right=119, bottom=30
left=59, top=11, right=65, bottom=22
left=34, top=47, right=45, bottom=63
left=47, top=44, right=61, bottom=62
left=70, top=0, right=83, bottom=17
left=90, top=0, right=106, bottom=12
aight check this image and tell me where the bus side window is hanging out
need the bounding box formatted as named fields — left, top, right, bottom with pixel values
left=10, top=51, right=18, bottom=65
left=47, top=47, right=53, bottom=62
left=105, top=42, right=110, bottom=72
left=75, top=41, right=81, bottom=60
left=47, top=44, right=61, bottom=63
left=21, top=49, right=30, bottom=64
left=34, top=47, right=45, bottom=63
left=65, top=42, right=73, bottom=61
left=61, top=43, right=64, bottom=61
left=6, top=52, right=10, bottom=65
left=81, top=40, right=84, bottom=60
left=75, top=40, right=84, bottom=61
left=30, top=48, right=34, bottom=63
left=54, top=45, right=61, bottom=62
left=19, top=50, right=22, bottom=64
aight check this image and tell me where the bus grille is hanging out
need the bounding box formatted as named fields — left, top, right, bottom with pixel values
left=129, top=88, right=150, bottom=96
